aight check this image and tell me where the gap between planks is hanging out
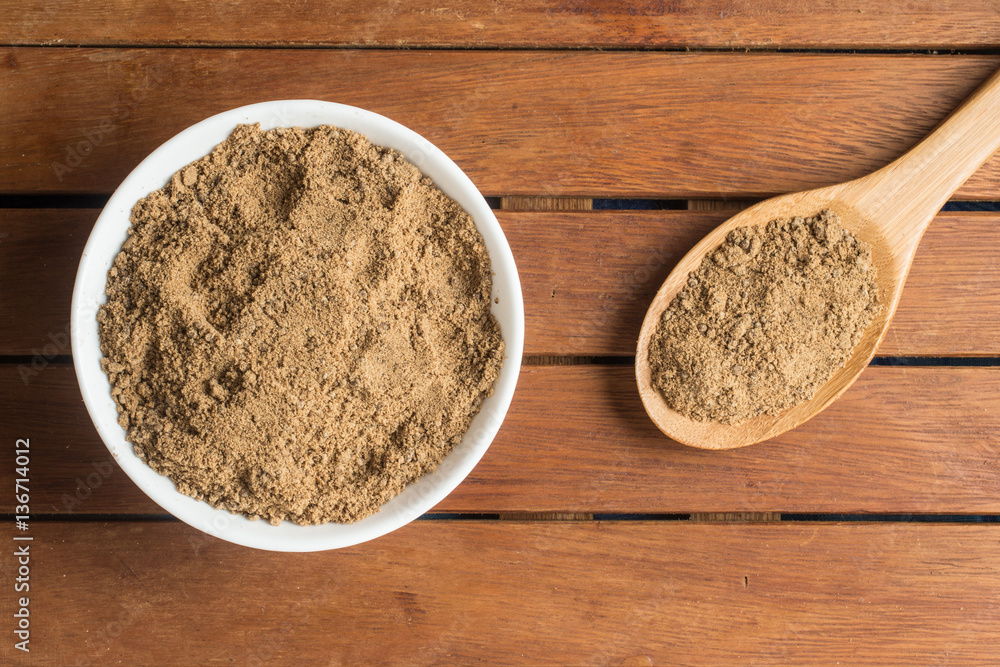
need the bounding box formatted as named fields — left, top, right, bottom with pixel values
left=503, top=197, right=756, bottom=211
left=497, top=513, right=782, bottom=522
left=497, top=512, right=594, bottom=521
left=8, top=512, right=999, bottom=523
left=690, top=512, right=781, bottom=522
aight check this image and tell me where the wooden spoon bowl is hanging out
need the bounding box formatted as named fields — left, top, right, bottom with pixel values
left=636, top=68, right=1000, bottom=449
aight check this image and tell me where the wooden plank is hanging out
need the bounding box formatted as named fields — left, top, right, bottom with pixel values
left=2, top=521, right=998, bottom=664
left=511, top=209, right=1000, bottom=356
left=883, top=212, right=1000, bottom=356
left=4, top=49, right=1000, bottom=198
left=5, top=209, right=998, bottom=357
left=4, top=364, right=999, bottom=515
left=0, top=210, right=84, bottom=359
left=4, top=0, right=1000, bottom=49
left=461, top=365, right=1000, bottom=514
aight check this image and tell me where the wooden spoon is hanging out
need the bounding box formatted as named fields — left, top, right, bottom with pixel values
left=636, top=67, right=1000, bottom=450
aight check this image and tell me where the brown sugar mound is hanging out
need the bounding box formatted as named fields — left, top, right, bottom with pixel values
left=98, top=124, right=504, bottom=525
left=647, top=209, right=881, bottom=425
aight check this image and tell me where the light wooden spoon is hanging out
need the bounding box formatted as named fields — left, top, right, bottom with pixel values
left=636, top=67, right=1000, bottom=450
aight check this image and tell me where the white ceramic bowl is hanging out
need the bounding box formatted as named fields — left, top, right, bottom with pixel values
left=71, top=101, right=524, bottom=551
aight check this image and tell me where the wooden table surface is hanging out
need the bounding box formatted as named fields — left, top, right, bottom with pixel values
left=3, top=3, right=1000, bottom=664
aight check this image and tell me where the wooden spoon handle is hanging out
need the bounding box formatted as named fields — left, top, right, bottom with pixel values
left=847, top=66, right=1000, bottom=253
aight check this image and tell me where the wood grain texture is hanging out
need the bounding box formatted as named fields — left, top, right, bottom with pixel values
left=2, top=521, right=999, bottom=665
left=4, top=49, right=1000, bottom=198
left=460, top=365, right=1000, bottom=513
left=512, top=210, right=1000, bottom=356
left=6, top=209, right=997, bottom=357
left=4, top=0, right=1000, bottom=49
left=638, top=74, right=1000, bottom=450
left=4, top=364, right=999, bottom=515
left=0, top=210, right=83, bottom=358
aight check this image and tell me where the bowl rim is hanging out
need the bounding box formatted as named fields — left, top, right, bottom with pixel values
left=70, top=100, right=524, bottom=551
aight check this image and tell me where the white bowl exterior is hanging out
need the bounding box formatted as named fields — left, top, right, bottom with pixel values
left=71, top=101, right=524, bottom=551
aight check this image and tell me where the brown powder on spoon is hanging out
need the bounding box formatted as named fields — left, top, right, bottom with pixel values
left=647, top=209, right=881, bottom=424
left=98, top=123, right=504, bottom=525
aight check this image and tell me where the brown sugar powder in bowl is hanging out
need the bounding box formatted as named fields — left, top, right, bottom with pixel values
left=98, top=124, right=504, bottom=525
left=647, top=209, right=881, bottom=425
